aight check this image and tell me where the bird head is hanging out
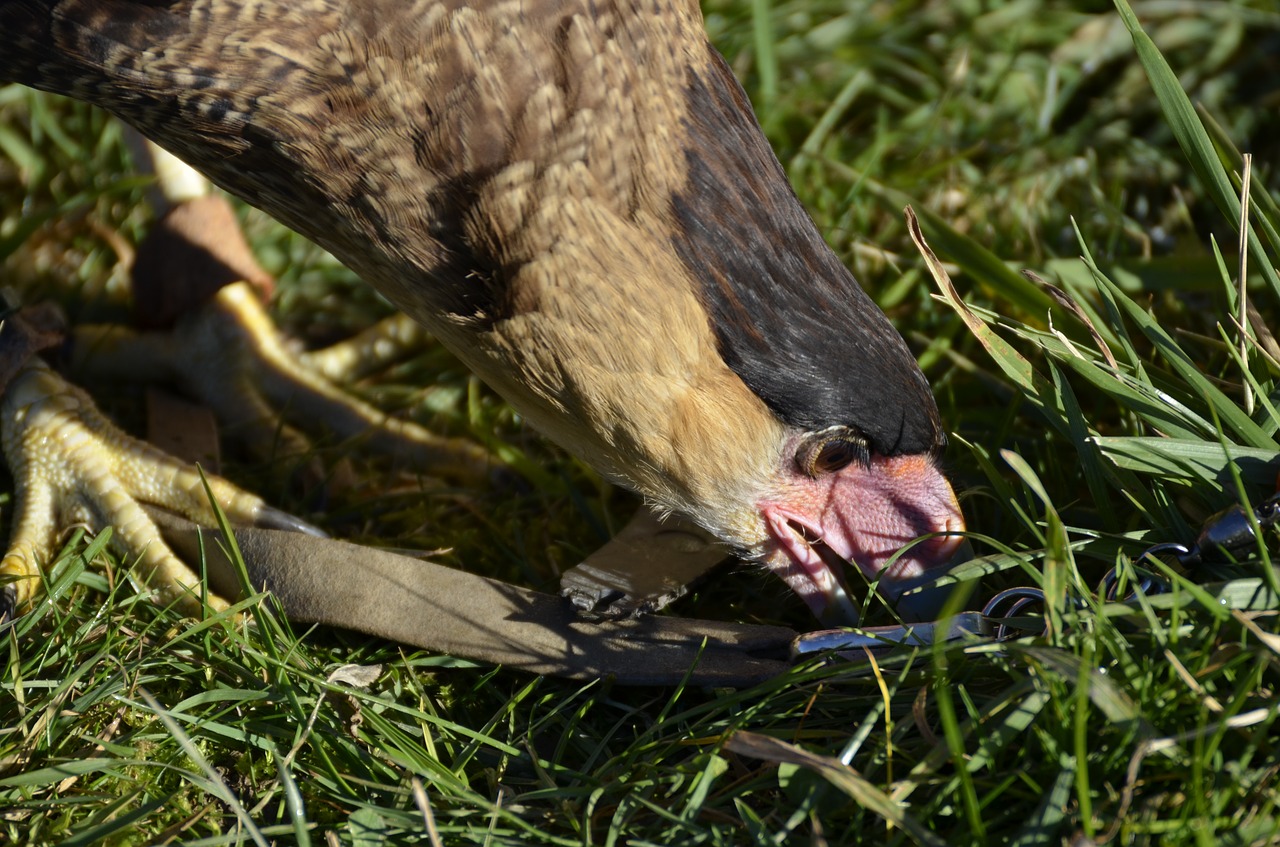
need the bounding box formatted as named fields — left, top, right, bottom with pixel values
left=626, top=51, right=968, bottom=623
left=757, top=428, right=964, bottom=623
left=444, top=36, right=967, bottom=625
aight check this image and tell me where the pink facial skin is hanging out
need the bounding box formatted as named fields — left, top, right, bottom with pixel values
left=760, top=453, right=965, bottom=623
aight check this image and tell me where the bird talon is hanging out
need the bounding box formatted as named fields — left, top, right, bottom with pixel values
left=0, top=357, right=293, bottom=615
left=254, top=504, right=328, bottom=537
left=70, top=279, right=494, bottom=485
left=0, top=583, right=16, bottom=626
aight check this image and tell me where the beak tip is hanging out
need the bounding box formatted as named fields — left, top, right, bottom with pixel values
left=883, top=538, right=974, bottom=621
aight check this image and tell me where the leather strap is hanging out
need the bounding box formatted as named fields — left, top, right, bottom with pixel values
left=559, top=508, right=729, bottom=618
left=151, top=511, right=796, bottom=686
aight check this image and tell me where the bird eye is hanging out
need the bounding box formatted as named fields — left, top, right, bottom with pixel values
left=796, top=428, right=870, bottom=478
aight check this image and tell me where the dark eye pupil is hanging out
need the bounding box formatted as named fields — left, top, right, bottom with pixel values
left=794, top=429, right=868, bottom=477
left=815, top=440, right=856, bottom=474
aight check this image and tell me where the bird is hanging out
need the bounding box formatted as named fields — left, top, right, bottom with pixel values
left=0, top=0, right=965, bottom=623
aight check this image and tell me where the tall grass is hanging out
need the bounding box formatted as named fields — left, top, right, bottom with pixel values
left=1, top=1, right=1278, bottom=844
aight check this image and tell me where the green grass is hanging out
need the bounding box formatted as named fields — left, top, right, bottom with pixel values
left=3, top=0, right=1280, bottom=843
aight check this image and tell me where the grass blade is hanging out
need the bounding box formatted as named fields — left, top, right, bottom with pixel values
left=1112, top=0, right=1280, bottom=301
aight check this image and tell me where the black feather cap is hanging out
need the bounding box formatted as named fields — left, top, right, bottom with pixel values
left=668, top=50, right=943, bottom=457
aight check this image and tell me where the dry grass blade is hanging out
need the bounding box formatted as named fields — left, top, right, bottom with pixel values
left=1237, top=153, right=1253, bottom=414
left=724, top=731, right=946, bottom=847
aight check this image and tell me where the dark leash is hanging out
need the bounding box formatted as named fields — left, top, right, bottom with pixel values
left=146, top=488, right=1279, bottom=685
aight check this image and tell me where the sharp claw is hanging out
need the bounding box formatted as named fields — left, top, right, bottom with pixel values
left=0, top=584, right=16, bottom=626
left=254, top=505, right=328, bottom=538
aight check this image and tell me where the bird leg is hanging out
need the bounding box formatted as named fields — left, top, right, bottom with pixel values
left=70, top=138, right=492, bottom=483
left=298, top=312, right=433, bottom=384
left=67, top=277, right=492, bottom=484
left=0, top=143, right=490, bottom=619
left=0, top=346, right=323, bottom=619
